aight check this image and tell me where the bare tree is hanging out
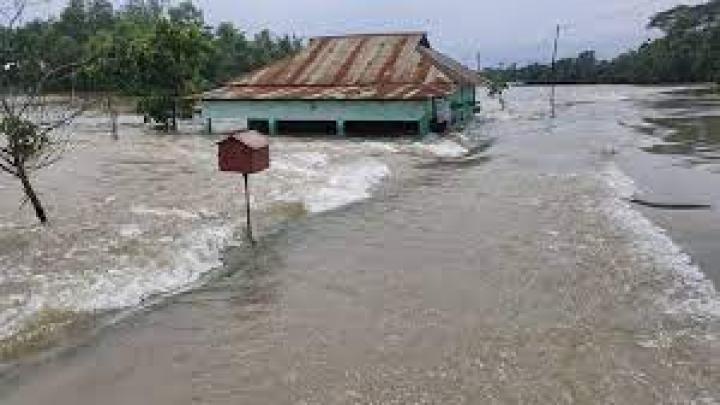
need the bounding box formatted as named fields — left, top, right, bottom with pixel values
left=0, top=0, right=92, bottom=224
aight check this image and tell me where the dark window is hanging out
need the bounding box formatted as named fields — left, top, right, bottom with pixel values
left=248, top=119, right=270, bottom=134
left=276, top=121, right=337, bottom=135
left=345, top=121, right=419, bottom=137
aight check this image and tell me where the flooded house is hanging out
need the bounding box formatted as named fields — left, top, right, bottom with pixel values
left=200, top=32, right=482, bottom=136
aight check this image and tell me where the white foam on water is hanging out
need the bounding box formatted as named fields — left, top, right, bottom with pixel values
left=602, top=164, right=720, bottom=319
left=412, top=139, right=468, bottom=158
left=476, top=94, right=515, bottom=122
left=0, top=142, right=397, bottom=341
left=272, top=151, right=329, bottom=175
left=485, top=109, right=515, bottom=122
left=70, top=223, right=233, bottom=310
left=131, top=206, right=200, bottom=220
left=0, top=221, right=18, bottom=230
left=0, top=222, right=235, bottom=340
left=360, top=141, right=400, bottom=153
left=304, top=159, right=390, bottom=213
left=269, top=149, right=391, bottom=214
left=118, top=224, right=143, bottom=238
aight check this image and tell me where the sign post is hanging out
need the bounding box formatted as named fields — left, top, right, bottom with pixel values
left=217, top=131, right=270, bottom=244
left=243, top=173, right=252, bottom=242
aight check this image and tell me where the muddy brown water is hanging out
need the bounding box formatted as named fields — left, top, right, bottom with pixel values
left=0, top=86, right=718, bottom=404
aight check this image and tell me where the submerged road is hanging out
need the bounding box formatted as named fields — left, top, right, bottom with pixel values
left=3, top=86, right=719, bottom=404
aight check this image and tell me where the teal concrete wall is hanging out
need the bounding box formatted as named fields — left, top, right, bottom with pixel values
left=202, top=99, right=432, bottom=124
left=448, top=86, right=476, bottom=127
left=200, top=92, right=478, bottom=135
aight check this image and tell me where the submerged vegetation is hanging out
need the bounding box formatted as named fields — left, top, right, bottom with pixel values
left=3, top=0, right=303, bottom=127
left=1, top=0, right=302, bottom=223
left=1, top=0, right=96, bottom=224
left=485, top=77, right=509, bottom=110
left=486, top=0, right=720, bottom=84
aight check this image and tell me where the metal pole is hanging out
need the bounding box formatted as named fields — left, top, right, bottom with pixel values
left=243, top=173, right=254, bottom=243
left=108, top=95, right=118, bottom=140
left=550, top=24, right=560, bottom=119
left=71, top=72, right=76, bottom=105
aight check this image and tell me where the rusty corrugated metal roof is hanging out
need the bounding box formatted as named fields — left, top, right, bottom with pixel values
left=203, top=32, right=481, bottom=101
left=202, top=83, right=456, bottom=101
left=418, top=47, right=482, bottom=86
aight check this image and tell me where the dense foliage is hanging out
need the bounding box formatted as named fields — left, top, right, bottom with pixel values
left=3, top=0, right=302, bottom=126
left=486, top=0, right=720, bottom=85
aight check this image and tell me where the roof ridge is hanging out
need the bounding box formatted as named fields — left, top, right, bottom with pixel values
left=201, top=82, right=457, bottom=101
left=226, top=83, right=450, bottom=87
left=310, top=31, right=427, bottom=40
left=418, top=47, right=483, bottom=86
left=216, top=32, right=482, bottom=96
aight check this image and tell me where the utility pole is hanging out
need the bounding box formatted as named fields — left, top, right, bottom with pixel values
left=550, top=24, right=560, bottom=118
left=243, top=173, right=254, bottom=243
left=71, top=72, right=76, bottom=105
left=108, top=95, right=118, bottom=140
left=476, top=51, right=482, bottom=73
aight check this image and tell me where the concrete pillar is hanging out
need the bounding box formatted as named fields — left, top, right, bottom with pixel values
left=418, top=118, right=430, bottom=136
left=268, top=119, right=278, bottom=136
left=337, top=120, right=346, bottom=136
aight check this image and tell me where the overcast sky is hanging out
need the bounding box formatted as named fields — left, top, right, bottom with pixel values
left=37, top=0, right=705, bottom=66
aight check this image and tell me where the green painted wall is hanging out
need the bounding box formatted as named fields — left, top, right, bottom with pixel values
left=201, top=89, right=477, bottom=135
left=447, top=86, right=476, bottom=127
left=202, top=99, right=431, bottom=123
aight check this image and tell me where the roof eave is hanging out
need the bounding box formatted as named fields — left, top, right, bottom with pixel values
left=202, top=96, right=437, bottom=102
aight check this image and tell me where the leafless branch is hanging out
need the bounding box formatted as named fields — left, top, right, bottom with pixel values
left=1, top=92, right=16, bottom=117
left=0, top=0, right=72, bottom=224
left=37, top=100, right=91, bottom=137
left=0, top=158, right=17, bottom=176
left=28, top=151, right=61, bottom=171
left=12, top=59, right=94, bottom=118
left=29, top=134, right=70, bottom=166
left=34, top=58, right=96, bottom=98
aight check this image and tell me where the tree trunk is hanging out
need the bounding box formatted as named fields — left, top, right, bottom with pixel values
left=108, top=95, right=118, bottom=140
left=111, top=111, right=118, bottom=140
left=18, top=170, right=47, bottom=224
left=171, top=97, right=178, bottom=132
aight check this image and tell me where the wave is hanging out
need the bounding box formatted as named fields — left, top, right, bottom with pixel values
left=602, top=164, right=720, bottom=319
left=0, top=145, right=394, bottom=345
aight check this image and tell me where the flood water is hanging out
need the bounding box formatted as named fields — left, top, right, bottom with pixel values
left=0, top=86, right=718, bottom=403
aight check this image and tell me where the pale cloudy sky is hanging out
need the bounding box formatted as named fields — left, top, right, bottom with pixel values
left=37, top=0, right=706, bottom=66
left=195, top=0, right=706, bottom=66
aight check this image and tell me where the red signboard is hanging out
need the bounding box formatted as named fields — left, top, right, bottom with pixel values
left=218, top=131, right=270, bottom=174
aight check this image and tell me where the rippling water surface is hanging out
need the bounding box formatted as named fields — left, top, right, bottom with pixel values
left=1, top=85, right=718, bottom=404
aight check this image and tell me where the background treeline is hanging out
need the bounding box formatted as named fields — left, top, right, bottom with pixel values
left=2, top=0, right=302, bottom=128
left=8, top=0, right=303, bottom=90
left=485, top=0, right=720, bottom=85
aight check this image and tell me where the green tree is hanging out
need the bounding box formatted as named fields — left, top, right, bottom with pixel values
left=1, top=0, right=94, bottom=224
left=87, top=0, right=115, bottom=33
left=168, top=1, right=204, bottom=26
left=487, top=0, right=720, bottom=85
left=129, top=18, right=212, bottom=130
left=7, top=0, right=305, bottom=133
